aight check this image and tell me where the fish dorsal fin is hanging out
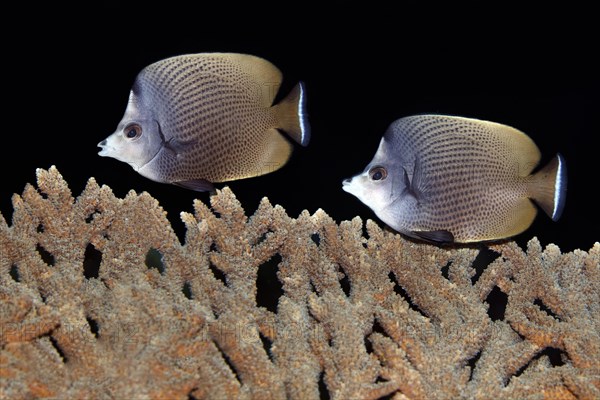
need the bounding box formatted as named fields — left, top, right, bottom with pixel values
left=483, top=120, right=541, bottom=176
left=208, top=53, right=283, bottom=107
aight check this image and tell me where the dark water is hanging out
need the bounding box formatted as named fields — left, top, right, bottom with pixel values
left=2, top=5, right=597, bottom=252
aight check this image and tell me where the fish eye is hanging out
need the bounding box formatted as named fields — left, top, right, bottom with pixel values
left=124, top=124, right=142, bottom=140
left=369, top=166, right=387, bottom=181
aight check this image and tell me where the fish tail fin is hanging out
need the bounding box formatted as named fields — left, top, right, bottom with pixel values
left=273, top=81, right=311, bottom=146
left=529, top=153, right=567, bottom=221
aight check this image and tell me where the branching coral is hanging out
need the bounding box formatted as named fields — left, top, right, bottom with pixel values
left=1, top=166, right=598, bottom=399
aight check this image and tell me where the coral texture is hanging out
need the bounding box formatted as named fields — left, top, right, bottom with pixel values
left=0, top=166, right=598, bottom=399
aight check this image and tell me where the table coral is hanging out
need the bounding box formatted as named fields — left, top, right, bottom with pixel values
left=1, top=166, right=598, bottom=399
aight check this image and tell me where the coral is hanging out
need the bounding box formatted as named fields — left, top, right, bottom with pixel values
left=1, top=166, right=598, bottom=400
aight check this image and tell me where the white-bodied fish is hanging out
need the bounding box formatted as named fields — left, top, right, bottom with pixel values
left=342, top=115, right=567, bottom=243
left=98, top=53, right=310, bottom=191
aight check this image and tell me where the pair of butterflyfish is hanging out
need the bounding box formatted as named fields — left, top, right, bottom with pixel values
left=98, top=53, right=566, bottom=243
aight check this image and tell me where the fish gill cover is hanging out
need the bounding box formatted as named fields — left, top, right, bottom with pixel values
left=0, top=167, right=598, bottom=399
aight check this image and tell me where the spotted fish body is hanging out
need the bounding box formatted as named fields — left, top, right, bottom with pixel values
left=342, top=115, right=567, bottom=243
left=98, top=53, right=310, bottom=191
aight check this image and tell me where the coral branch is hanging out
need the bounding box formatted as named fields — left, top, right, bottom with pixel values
left=1, top=166, right=598, bottom=399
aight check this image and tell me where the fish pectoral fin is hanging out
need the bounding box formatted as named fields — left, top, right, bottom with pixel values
left=402, top=167, right=413, bottom=195
left=410, top=156, right=429, bottom=198
left=174, top=179, right=215, bottom=192
left=411, top=230, right=455, bottom=244
left=402, top=158, right=427, bottom=201
left=165, top=137, right=199, bottom=157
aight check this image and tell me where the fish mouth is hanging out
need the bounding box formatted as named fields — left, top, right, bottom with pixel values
left=341, top=177, right=354, bottom=193
left=97, top=140, right=110, bottom=157
left=97, top=139, right=137, bottom=169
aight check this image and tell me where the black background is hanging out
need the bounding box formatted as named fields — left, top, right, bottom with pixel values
left=2, top=5, right=597, bottom=252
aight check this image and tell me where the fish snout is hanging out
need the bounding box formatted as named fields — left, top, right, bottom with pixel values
left=97, top=139, right=110, bottom=156
left=342, top=177, right=356, bottom=194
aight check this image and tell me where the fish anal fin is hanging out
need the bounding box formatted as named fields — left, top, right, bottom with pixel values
left=411, top=230, right=455, bottom=244
left=236, top=128, right=293, bottom=180
left=174, top=179, right=215, bottom=192
left=273, top=82, right=310, bottom=146
left=200, top=129, right=292, bottom=183
left=262, top=128, right=293, bottom=172
left=489, top=198, right=538, bottom=240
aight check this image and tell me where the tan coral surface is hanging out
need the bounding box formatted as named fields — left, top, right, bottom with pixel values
left=1, top=167, right=598, bottom=399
